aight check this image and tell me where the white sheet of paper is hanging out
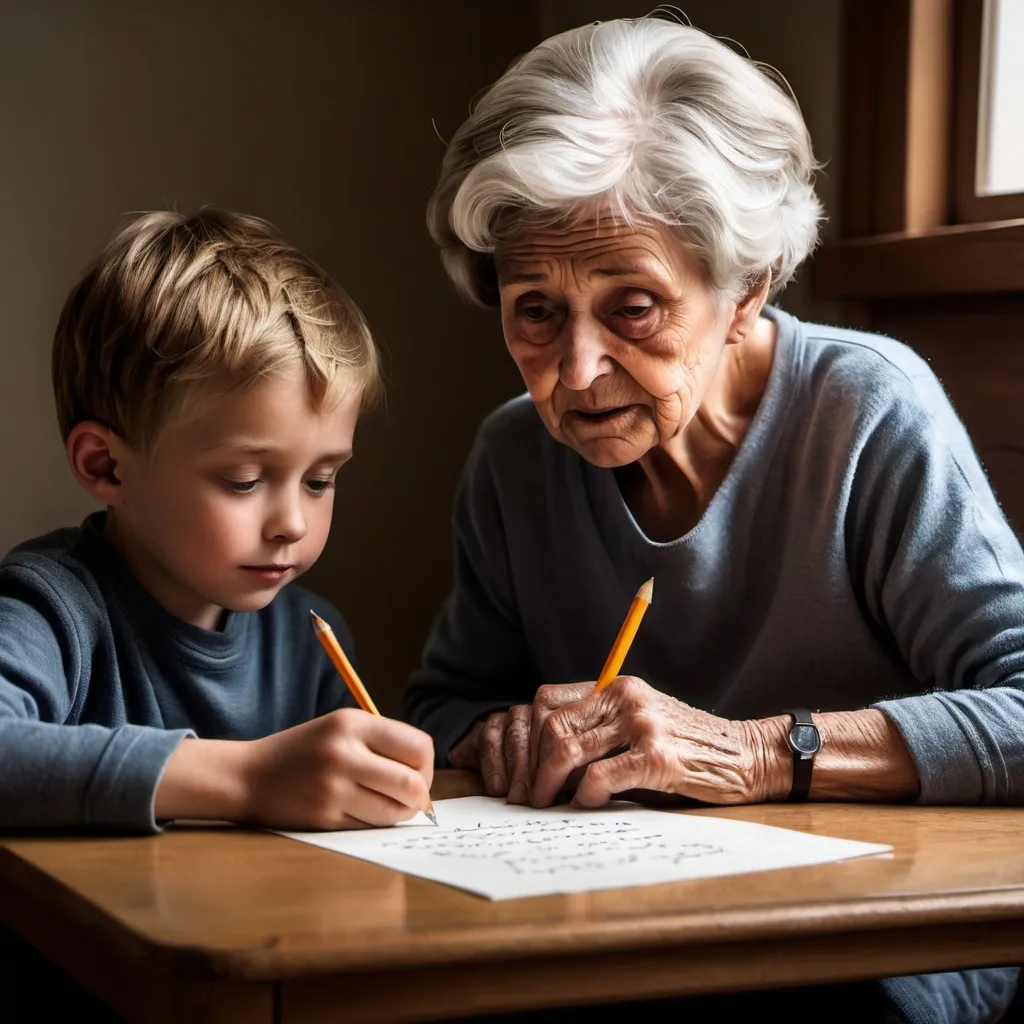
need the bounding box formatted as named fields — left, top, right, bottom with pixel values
left=276, top=796, right=891, bottom=900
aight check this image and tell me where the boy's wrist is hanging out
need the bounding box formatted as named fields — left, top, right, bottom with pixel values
left=155, top=737, right=254, bottom=823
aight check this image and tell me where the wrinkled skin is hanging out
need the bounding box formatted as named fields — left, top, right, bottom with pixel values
left=449, top=678, right=779, bottom=809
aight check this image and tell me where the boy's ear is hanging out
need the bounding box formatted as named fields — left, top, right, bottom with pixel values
left=66, top=422, right=131, bottom=506
left=725, top=272, right=771, bottom=345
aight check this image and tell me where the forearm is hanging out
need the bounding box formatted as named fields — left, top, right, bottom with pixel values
left=874, top=686, right=1024, bottom=804
left=0, top=718, right=190, bottom=830
left=153, top=737, right=253, bottom=822
left=755, top=709, right=920, bottom=802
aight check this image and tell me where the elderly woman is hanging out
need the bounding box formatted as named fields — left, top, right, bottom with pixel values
left=404, top=16, right=1023, bottom=1024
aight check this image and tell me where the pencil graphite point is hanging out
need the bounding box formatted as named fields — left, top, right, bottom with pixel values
left=425, top=811, right=438, bottom=826
left=638, top=577, right=654, bottom=604
left=310, top=609, right=329, bottom=633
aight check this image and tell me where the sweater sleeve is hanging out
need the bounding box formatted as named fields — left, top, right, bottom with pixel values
left=402, top=437, right=542, bottom=765
left=0, top=565, right=190, bottom=832
left=846, top=369, right=1024, bottom=804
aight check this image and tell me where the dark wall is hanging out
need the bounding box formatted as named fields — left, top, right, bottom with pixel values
left=0, top=0, right=534, bottom=711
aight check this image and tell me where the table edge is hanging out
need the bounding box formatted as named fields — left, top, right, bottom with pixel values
left=5, top=835, right=1023, bottom=983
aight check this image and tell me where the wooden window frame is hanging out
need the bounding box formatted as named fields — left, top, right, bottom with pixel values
left=953, top=0, right=1024, bottom=224
left=815, top=0, right=1024, bottom=301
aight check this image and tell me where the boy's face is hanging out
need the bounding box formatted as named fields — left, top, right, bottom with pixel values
left=106, top=364, right=359, bottom=629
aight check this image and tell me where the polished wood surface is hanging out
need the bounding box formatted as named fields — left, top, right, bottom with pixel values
left=3, top=771, right=1024, bottom=1022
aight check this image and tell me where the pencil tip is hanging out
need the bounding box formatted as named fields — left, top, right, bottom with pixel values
left=309, top=609, right=327, bottom=632
left=638, top=577, right=654, bottom=603
left=425, top=812, right=438, bottom=826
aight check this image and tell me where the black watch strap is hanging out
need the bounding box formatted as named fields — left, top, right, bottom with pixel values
left=783, top=707, right=820, bottom=802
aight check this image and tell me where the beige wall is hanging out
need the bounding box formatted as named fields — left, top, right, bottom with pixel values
left=0, top=2, right=843, bottom=713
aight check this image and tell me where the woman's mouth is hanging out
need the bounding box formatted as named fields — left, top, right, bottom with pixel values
left=570, top=405, right=636, bottom=424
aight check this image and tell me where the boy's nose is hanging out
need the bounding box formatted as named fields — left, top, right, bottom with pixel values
left=266, top=502, right=308, bottom=543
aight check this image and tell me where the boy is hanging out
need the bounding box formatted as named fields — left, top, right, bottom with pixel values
left=0, top=208, right=433, bottom=832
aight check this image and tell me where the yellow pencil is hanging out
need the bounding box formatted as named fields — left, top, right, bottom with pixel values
left=592, top=578, right=654, bottom=694
left=310, top=610, right=437, bottom=826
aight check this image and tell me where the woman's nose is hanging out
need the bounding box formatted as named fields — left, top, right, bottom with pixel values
left=558, top=315, right=613, bottom=391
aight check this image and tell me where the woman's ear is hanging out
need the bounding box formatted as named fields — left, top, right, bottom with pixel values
left=725, top=272, right=772, bottom=344
left=65, top=422, right=132, bottom=506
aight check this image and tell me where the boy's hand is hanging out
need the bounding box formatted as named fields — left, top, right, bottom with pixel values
left=155, top=710, right=434, bottom=830
left=243, top=710, right=435, bottom=829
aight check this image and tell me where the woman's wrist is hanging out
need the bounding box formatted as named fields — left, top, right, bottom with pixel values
left=744, top=716, right=792, bottom=801
left=750, top=708, right=921, bottom=803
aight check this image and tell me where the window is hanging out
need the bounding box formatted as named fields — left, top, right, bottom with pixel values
left=978, top=0, right=1024, bottom=195
left=816, top=0, right=1024, bottom=301
left=955, top=0, right=1024, bottom=222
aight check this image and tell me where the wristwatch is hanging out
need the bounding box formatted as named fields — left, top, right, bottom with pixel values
left=782, top=708, right=820, bottom=801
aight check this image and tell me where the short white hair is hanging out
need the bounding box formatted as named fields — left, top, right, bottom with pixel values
left=427, top=16, right=823, bottom=305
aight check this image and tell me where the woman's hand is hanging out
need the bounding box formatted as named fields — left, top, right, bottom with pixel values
left=447, top=682, right=595, bottom=802
left=451, top=680, right=920, bottom=809
left=530, top=675, right=781, bottom=809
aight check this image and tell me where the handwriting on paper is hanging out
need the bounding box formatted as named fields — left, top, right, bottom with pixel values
left=381, top=818, right=724, bottom=875
left=277, top=796, right=892, bottom=900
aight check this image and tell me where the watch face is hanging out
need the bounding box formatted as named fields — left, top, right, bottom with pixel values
left=789, top=724, right=821, bottom=756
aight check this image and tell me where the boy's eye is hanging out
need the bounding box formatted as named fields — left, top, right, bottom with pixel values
left=305, top=479, right=335, bottom=495
left=227, top=479, right=261, bottom=494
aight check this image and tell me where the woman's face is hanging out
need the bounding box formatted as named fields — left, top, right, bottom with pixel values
left=496, top=216, right=745, bottom=467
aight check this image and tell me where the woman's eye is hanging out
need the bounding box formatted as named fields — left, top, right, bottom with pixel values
left=305, top=479, right=335, bottom=495
left=522, top=305, right=552, bottom=322
left=227, top=479, right=260, bottom=494
left=618, top=304, right=653, bottom=319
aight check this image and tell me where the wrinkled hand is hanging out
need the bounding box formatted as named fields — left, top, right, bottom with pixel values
left=530, top=676, right=779, bottom=809
left=447, top=683, right=595, bottom=802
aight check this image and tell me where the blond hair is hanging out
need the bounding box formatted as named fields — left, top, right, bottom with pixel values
left=53, top=208, right=381, bottom=454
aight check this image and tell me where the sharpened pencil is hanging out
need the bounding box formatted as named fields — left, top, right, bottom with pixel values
left=592, top=578, right=654, bottom=694
left=310, top=610, right=437, bottom=825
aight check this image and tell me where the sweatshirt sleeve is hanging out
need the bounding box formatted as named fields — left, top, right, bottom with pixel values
left=845, top=365, right=1024, bottom=804
left=0, top=565, right=191, bottom=832
left=402, top=436, right=542, bottom=766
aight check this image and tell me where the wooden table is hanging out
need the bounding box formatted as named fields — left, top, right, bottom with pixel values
left=1, top=771, right=1023, bottom=1023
